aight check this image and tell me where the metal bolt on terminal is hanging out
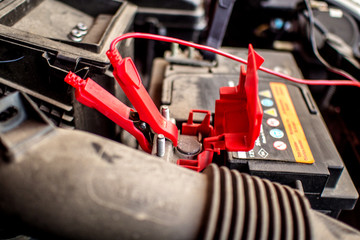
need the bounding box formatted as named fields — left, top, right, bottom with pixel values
left=157, top=134, right=165, bottom=157
left=171, top=43, right=179, bottom=57
left=160, top=106, right=170, bottom=120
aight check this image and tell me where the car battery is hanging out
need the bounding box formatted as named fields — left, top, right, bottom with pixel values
left=0, top=0, right=136, bottom=139
left=160, top=47, right=358, bottom=217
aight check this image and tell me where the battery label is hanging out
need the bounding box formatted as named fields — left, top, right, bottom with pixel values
left=232, top=82, right=314, bottom=164
left=270, top=82, right=314, bottom=164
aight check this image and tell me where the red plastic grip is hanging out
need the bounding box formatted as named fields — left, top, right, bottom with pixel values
left=64, top=72, right=152, bottom=153
left=106, top=52, right=179, bottom=146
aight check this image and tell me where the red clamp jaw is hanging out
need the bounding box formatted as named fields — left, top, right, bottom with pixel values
left=178, top=44, right=264, bottom=172
left=107, top=50, right=179, bottom=146
left=64, top=72, right=152, bottom=153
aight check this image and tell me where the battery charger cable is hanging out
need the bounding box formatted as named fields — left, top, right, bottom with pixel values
left=108, top=32, right=360, bottom=88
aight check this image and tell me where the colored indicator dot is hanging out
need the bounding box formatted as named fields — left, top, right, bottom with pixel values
left=273, top=141, right=287, bottom=151
left=270, top=129, right=284, bottom=139
left=261, top=98, right=274, bottom=107
left=267, top=118, right=280, bottom=127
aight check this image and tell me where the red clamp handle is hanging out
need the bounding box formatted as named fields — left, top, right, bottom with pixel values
left=107, top=50, right=179, bottom=146
left=64, top=72, right=152, bottom=153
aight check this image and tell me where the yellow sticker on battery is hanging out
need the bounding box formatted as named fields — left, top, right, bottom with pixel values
left=270, top=82, right=314, bottom=164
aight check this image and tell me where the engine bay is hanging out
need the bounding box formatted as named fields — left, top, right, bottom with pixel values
left=0, top=0, right=359, bottom=239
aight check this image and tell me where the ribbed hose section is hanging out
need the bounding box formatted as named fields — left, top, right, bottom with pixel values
left=202, top=165, right=313, bottom=240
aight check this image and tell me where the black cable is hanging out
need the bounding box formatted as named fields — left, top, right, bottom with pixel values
left=0, top=56, right=24, bottom=63
left=303, top=0, right=358, bottom=81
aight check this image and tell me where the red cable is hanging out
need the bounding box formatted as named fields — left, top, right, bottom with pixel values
left=110, top=32, right=360, bottom=88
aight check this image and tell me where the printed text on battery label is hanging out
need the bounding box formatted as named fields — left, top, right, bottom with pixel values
left=269, top=82, right=315, bottom=164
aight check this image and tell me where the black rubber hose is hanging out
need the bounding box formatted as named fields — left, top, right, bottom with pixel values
left=0, top=92, right=359, bottom=240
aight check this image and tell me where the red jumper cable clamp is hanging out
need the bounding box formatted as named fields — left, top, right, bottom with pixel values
left=106, top=49, right=179, bottom=146
left=65, top=47, right=178, bottom=153
left=65, top=37, right=262, bottom=172
left=178, top=44, right=264, bottom=171
left=64, top=72, right=152, bottom=153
